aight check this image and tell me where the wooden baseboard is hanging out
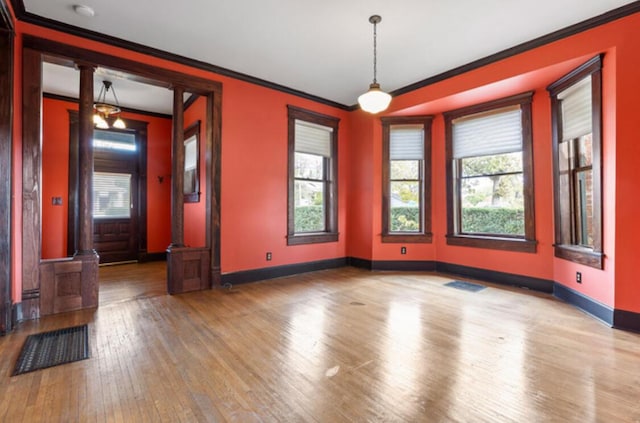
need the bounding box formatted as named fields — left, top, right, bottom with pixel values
left=221, top=258, right=348, bottom=285
left=436, top=262, right=554, bottom=293
left=139, top=252, right=167, bottom=263
left=553, top=283, right=614, bottom=326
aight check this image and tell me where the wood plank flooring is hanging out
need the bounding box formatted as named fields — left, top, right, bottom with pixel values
left=1, top=263, right=640, bottom=422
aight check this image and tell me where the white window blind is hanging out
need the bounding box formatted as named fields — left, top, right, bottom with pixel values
left=295, top=120, right=332, bottom=157
left=390, top=125, right=423, bottom=160
left=558, top=76, right=592, bottom=141
left=93, top=172, right=131, bottom=219
left=452, top=105, right=522, bottom=159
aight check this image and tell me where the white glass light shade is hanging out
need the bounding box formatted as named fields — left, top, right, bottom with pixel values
left=358, top=83, right=392, bottom=114
left=94, top=114, right=109, bottom=129
left=112, top=117, right=126, bottom=129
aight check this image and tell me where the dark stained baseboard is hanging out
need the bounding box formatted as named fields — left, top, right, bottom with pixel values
left=553, top=283, right=614, bottom=326
left=11, top=302, right=21, bottom=328
left=221, top=258, right=348, bottom=286
left=435, top=261, right=554, bottom=293
left=139, top=252, right=167, bottom=263
left=613, top=309, right=640, bottom=333
left=348, top=258, right=436, bottom=272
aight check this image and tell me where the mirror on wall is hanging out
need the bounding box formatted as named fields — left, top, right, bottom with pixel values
left=183, top=120, right=200, bottom=203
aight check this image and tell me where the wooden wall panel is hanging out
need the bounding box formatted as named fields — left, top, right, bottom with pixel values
left=40, top=256, right=98, bottom=316
left=21, top=47, right=42, bottom=319
left=167, top=247, right=210, bottom=294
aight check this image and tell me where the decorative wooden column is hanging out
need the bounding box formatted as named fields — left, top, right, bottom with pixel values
left=166, top=86, right=210, bottom=294
left=39, top=63, right=99, bottom=315
left=75, top=64, right=96, bottom=256
left=170, top=86, right=185, bottom=248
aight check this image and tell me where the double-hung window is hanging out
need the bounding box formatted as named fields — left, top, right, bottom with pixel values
left=547, top=55, right=603, bottom=268
left=381, top=116, right=433, bottom=242
left=287, top=106, right=339, bottom=245
left=444, top=92, right=536, bottom=252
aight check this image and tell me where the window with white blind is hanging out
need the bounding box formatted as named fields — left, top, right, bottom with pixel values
left=287, top=106, right=339, bottom=245
left=93, top=172, right=132, bottom=219
left=444, top=92, right=536, bottom=252
left=381, top=116, right=433, bottom=242
left=548, top=55, right=603, bottom=269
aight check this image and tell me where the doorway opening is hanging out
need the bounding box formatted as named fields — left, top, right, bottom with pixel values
left=67, top=113, right=149, bottom=265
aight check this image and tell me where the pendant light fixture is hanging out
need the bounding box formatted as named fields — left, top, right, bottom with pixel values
left=358, top=15, right=392, bottom=114
left=93, top=80, right=126, bottom=129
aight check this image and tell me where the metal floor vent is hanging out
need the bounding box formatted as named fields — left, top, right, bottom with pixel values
left=13, top=324, right=89, bottom=376
left=444, top=280, right=486, bottom=293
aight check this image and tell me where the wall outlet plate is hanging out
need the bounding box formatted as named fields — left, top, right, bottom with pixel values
left=576, top=272, right=582, bottom=283
left=266, top=252, right=272, bottom=261
left=401, top=246, right=407, bottom=254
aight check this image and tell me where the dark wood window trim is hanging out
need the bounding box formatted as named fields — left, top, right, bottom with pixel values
left=287, top=105, right=339, bottom=246
left=547, top=55, right=604, bottom=269
left=444, top=92, right=537, bottom=253
left=381, top=116, right=433, bottom=243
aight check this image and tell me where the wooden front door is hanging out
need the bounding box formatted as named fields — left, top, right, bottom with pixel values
left=92, top=130, right=139, bottom=264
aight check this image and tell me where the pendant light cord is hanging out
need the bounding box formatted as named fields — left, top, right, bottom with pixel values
left=372, top=19, right=378, bottom=84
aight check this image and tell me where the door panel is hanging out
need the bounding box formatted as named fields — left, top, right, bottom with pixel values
left=93, top=147, right=139, bottom=264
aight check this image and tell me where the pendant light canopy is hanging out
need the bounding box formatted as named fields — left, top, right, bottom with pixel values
left=93, top=80, right=126, bottom=129
left=358, top=15, right=392, bottom=114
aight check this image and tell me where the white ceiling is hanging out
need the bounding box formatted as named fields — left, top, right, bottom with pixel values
left=29, top=0, right=637, bottom=111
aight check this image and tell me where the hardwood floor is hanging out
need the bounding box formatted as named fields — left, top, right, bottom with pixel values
left=1, top=263, right=640, bottom=422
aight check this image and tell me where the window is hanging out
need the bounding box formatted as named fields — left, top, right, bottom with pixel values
left=444, top=92, right=536, bottom=252
left=547, top=55, right=603, bottom=269
left=93, top=172, right=131, bottom=219
left=381, top=116, right=433, bottom=242
left=93, top=129, right=136, bottom=151
left=287, top=106, right=339, bottom=245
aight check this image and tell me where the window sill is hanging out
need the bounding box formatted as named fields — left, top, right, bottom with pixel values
left=287, top=232, right=338, bottom=246
left=382, top=233, right=432, bottom=243
left=446, top=234, right=537, bottom=253
left=554, top=244, right=604, bottom=269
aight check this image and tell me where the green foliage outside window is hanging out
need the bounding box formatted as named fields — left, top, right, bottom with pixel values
left=390, top=207, right=420, bottom=232
left=294, top=206, right=324, bottom=232
left=461, top=207, right=524, bottom=235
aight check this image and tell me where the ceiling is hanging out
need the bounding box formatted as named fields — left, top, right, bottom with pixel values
left=26, top=0, right=637, bottom=113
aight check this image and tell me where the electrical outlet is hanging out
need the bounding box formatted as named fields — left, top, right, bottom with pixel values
left=576, top=272, right=582, bottom=284
left=266, top=252, right=272, bottom=261
left=401, top=246, right=407, bottom=255
left=52, top=196, right=63, bottom=206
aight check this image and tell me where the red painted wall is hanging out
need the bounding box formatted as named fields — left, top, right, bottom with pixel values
left=40, top=97, right=172, bottom=259
left=220, top=80, right=350, bottom=272
left=10, top=12, right=640, bottom=317
left=183, top=95, right=206, bottom=248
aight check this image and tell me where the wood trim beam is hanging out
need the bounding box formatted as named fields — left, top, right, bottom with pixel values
left=23, top=35, right=221, bottom=96
left=169, top=86, right=185, bottom=248
left=75, top=63, right=95, bottom=255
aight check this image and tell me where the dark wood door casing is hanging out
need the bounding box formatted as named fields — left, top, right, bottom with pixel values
left=0, top=5, right=13, bottom=334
